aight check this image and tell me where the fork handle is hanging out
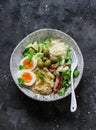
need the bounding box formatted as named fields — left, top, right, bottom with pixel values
left=70, top=72, right=77, bottom=112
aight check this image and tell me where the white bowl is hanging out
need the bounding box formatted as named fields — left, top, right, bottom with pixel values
left=10, top=29, right=84, bottom=101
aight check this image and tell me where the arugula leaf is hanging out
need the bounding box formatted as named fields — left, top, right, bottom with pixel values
left=56, top=56, right=62, bottom=66
left=18, top=78, right=24, bottom=85
left=43, top=38, right=52, bottom=47
left=73, top=69, right=80, bottom=78
left=58, top=88, right=67, bottom=96
left=39, top=73, right=45, bottom=80
left=19, top=65, right=25, bottom=70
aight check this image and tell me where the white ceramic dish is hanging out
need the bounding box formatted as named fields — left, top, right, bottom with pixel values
left=10, top=29, right=84, bottom=101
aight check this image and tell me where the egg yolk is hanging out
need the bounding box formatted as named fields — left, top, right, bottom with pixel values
left=22, top=72, right=32, bottom=83
left=23, top=59, right=34, bottom=69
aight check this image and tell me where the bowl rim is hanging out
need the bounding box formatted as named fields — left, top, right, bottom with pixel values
left=10, top=28, right=84, bottom=102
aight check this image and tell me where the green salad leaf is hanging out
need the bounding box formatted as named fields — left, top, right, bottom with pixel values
left=18, top=78, right=24, bottom=85
left=58, top=88, right=67, bottom=96
left=65, top=48, right=71, bottom=65
left=22, top=48, right=29, bottom=57
left=22, top=47, right=36, bottom=57
left=43, top=38, right=52, bottom=47
left=19, top=65, right=25, bottom=70
left=73, top=69, right=80, bottom=78
left=56, top=56, right=62, bottom=66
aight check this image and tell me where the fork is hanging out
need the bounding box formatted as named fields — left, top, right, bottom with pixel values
left=70, top=48, right=78, bottom=112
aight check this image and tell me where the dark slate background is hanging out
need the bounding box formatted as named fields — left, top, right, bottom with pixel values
left=0, top=0, right=96, bottom=130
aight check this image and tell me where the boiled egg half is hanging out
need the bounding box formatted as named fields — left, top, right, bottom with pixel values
left=20, top=57, right=37, bottom=70
left=17, top=70, right=36, bottom=86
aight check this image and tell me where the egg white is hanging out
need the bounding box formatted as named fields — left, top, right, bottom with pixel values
left=17, top=70, right=36, bottom=86
left=20, top=57, right=37, bottom=70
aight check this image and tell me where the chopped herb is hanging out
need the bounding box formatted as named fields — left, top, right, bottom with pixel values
left=18, top=78, right=24, bottom=85
left=56, top=56, right=62, bottom=66
left=19, top=65, right=25, bottom=70
left=43, top=38, right=52, bottom=47
left=39, top=73, right=45, bottom=80
left=73, top=69, right=80, bottom=78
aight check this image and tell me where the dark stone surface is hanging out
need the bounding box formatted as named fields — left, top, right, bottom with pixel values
left=0, top=0, right=96, bottom=130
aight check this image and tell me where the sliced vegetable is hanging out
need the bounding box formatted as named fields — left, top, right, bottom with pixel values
left=26, top=42, right=39, bottom=51
left=26, top=43, right=33, bottom=48
left=31, top=41, right=38, bottom=51
left=18, top=78, right=24, bottom=85
left=39, top=44, right=45, bottom=52
left=34, top=52, right=43, bottom=61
